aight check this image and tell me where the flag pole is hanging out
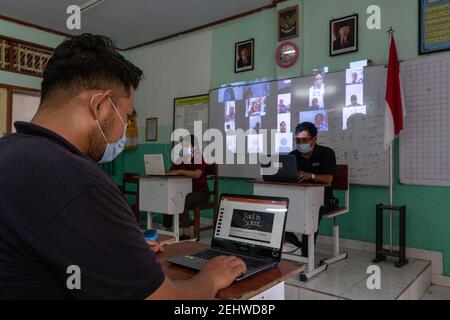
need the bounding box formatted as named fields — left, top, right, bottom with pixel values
left=388, top=26, right=395, bottom=254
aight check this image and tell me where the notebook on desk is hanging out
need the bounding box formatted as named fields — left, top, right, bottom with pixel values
left=168, top=194, right=289, bottom=281
left=144, top=154, right=181, bottom=176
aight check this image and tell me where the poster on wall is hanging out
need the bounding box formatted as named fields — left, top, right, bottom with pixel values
left=173, top=94, right=209, bottom=146
left=419, top=0, right=450, bottom=54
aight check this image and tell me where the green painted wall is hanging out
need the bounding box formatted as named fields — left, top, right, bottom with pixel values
left=121, top=0, right=450, bottom=275
left=0, top=18, right=65, bottom=89
left=211, top=0, right=450, bottom=277
left=210, top=8, right=277, bottom=89
left=302, top=0, right=419, bottom=73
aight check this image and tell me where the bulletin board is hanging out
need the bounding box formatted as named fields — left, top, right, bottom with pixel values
left=173, top=94, right=209, bottom=138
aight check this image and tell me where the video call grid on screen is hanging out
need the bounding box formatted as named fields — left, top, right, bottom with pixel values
left=210, top=67, right=367, bottom=156
left=214, top=198, right=287, bottom=250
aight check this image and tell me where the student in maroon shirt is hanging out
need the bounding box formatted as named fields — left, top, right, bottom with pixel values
left=163, top=135, right=210, bottom=240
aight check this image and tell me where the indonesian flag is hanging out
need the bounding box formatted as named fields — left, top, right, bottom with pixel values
left=384, top=35, right=406, bottom=150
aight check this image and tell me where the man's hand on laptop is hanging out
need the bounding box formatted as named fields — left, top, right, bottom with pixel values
left=199, top=256, right=247, bottom=292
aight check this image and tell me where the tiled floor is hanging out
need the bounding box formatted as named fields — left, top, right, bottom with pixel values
left=421, top=285, right=450, bottom=300
left=285, top=243, right=432, bottom=300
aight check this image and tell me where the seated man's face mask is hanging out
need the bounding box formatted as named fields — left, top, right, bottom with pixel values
left=90, top=94, right=127, bottom=163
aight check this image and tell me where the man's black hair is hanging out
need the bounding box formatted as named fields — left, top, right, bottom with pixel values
left=295, top=122, right=318, bottom=137
left=41, top=33, right=143, bottom=104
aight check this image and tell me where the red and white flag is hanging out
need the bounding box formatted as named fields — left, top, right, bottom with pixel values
left=384, top=35, right=406, bottom=150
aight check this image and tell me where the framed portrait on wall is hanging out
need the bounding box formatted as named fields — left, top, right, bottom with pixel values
left=235, top=39, right=254, bottom=73
left=330, top=14, right=358, bottom=56
left=278, top=5, right=299, bottom=41
left=145, top=117, right=158, bottom=141
left=419, top=0, right=450, bottom=54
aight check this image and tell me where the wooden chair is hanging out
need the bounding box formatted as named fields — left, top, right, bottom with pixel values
left=321, top=164, right=349, bottom=264
left=192, top=164, right=219, bottom=241
left=121, top=172, right=141, bottom=225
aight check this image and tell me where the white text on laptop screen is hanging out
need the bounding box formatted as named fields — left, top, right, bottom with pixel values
left=215, top=196, right=287, bottom=250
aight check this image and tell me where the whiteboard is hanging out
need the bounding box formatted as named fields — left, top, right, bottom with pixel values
left=306, top=66, right=389, bottom=186
left=319, top=66, right=388, bottom=186
left=209, top=65, right=389, bottom=186
left=400, top=52, right=450, bottom=187
left=173, top=94, right=209, bottom=137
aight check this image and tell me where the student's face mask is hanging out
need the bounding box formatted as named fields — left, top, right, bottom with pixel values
left=91, top=95, right=127, bottom=163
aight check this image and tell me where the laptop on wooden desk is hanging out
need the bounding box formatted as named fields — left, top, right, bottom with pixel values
left=168, top=194, right=289, bottom=281
left=144, top=154, right=182, bottom=176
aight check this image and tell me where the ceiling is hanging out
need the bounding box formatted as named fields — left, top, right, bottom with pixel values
left=0, top=0, right=275, bottom=49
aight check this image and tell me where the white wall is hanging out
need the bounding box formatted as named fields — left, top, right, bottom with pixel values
left=129, top=30, right=212, bottom=144
left=12, top=92, right=40, bottom=132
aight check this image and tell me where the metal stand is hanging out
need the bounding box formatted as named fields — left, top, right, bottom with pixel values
left=372, top=204, right=408, bottom=268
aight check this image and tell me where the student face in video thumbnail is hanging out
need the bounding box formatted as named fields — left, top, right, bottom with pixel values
left=278, top=99, right=289, bottom=114
left=223, top=88, right=236, bottom=101
left=225, top=105, right=235, bottom=122
left=314, top=113, right=328, bottom=132
left=279, top=121, right=287, bottom=133
left=347, top=95, right=362, bottom=107
left=313, top=73, right=324, bottom=89
left=310, top=97, right=319, bottom=108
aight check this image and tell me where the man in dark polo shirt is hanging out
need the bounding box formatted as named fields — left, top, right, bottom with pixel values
left=0, top=34, right=245, bottom=300
left=285, top=122, right=337, bottom=257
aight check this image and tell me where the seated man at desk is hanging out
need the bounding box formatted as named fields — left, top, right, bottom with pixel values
left=0, top=34, right=245, bottom=299
left=163, top=134, right=210, bottom=240
left=285, top=122, right=337, bottom=257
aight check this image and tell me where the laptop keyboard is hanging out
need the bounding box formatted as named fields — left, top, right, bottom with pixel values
left=192, top=250, right=268, bottom=270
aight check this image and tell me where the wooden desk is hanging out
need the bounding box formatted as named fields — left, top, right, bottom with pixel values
left=251, top=180, right=325, bottom=234
left=251, top=180, right=326, bottom=281
left=156, top=241, right=303, bottom=300
left=139, top=176, right=192, bottom=242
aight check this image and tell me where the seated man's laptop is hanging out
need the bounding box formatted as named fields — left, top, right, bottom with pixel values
left=261, top=154, right=298, bottom=183
left=168, top=194, right=289, bottom=281
left=144, top=154, right=180, bottom=176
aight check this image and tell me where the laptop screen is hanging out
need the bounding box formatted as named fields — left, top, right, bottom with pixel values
left=211, top=195, right=288, bottom=260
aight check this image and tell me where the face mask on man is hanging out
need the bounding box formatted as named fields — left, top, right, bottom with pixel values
left=90, top=94, right=127, bottom=163
left=297, top=143, right=313, bottom=154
